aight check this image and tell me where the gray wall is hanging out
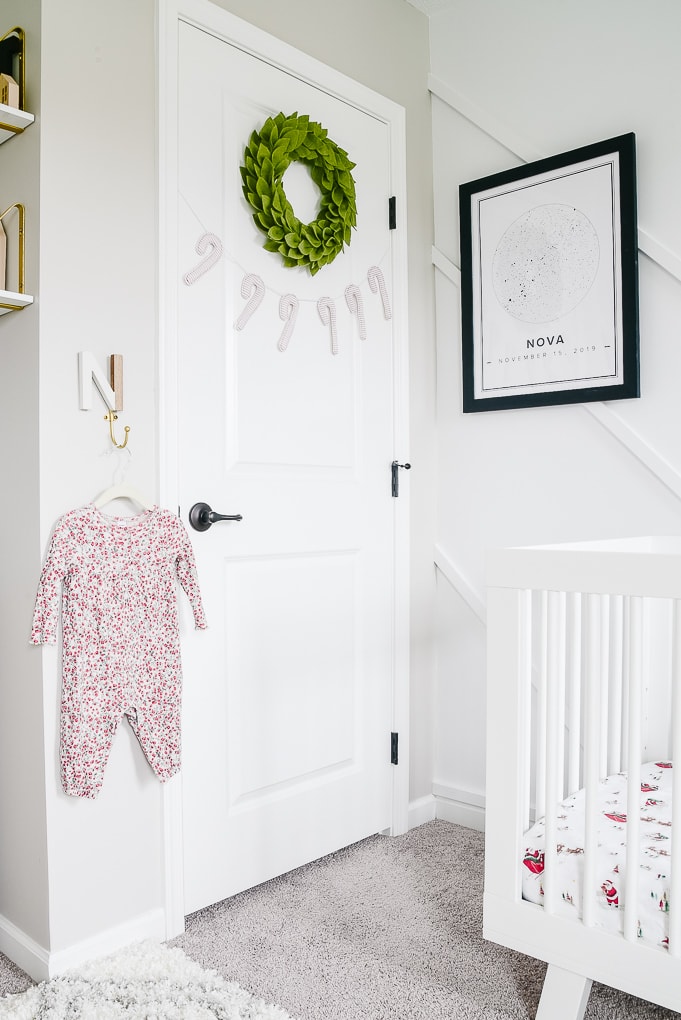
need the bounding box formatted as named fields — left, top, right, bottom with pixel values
left=0, top=0, right=48, bottom=953
left=37, top=0, right=163, bottom=954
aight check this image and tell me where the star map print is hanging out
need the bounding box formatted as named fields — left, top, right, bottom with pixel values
left=492, top=203, right=600, bottom=324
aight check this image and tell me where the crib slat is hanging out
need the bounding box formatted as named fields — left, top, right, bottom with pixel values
left=622, top=598, right=631, bottom=765
left=669, top=599, right=681, bottom=957
left=521, top=589, right=533, bottom=833
left=543, top=591, right=562, bottom=915
left=556, top=591, right=567, bottom=800
left=608, top=596, right=624, bottom=775
left=599, top=594, right=610, bottom=778
left=624, top=596, right=643, bottom=944
left=536, top=591, right=548, bottom=821
left=583, top=593, right=601, bottom=929
left=567, top=592, right=582, bottom=795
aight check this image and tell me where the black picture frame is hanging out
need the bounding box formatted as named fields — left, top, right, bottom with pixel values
left=459, top=133, right=639, bottom=413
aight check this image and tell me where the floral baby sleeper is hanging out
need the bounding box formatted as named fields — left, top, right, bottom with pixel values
left=31, top=505, right=206, bottom=798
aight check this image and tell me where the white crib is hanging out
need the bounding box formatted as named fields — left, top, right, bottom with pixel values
left=485, top=537, right=681, bottom=1019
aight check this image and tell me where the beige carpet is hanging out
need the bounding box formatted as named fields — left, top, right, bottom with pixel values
left=1, top=820, right=679, bottom=1018
left=175, top=821, right=678, bottom=1019
left=0, top=954, right=30, bottom=1000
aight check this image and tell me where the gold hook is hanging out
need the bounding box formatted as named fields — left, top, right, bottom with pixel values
left=105, top=410, right=130, bottom=449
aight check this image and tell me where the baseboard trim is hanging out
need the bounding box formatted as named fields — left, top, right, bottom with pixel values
left=0, top=913, right=49, bottom=984
left=0, top=908, right=166, bottom=982
left=433, top=782, right=486, bottom=832
left=48, top=909, right=167, bottom=979
left=408, top=787, right=487, bottom=831
left=408, top=793, right=437, bottom=828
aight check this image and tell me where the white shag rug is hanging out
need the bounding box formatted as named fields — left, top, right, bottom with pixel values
left=0, top=940, right=297, bottom=1019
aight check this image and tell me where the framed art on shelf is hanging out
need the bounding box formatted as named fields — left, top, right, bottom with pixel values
left=459, top=132, right=640, bottom=413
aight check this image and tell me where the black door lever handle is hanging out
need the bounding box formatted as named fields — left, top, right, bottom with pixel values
left=189, top=501, right=243, bottom=532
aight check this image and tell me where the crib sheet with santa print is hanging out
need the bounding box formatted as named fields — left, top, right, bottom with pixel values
left=522, top=760, right=673, bottom=950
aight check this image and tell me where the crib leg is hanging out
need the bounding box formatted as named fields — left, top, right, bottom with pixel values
left=536, top=964, right=592, bottom=1020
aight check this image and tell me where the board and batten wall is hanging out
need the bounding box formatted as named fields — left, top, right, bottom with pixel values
left=430, top=0, right=681, bottom=830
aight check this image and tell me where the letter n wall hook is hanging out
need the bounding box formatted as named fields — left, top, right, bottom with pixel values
left=78, top=352, right=131, bottom=448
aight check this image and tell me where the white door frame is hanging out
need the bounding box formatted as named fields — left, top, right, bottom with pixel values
left=156, top=0, right=410, bottom=937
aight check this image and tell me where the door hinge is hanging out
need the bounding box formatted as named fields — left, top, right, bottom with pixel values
left=388, top=195, right=396, bottom=230
left=391, top=459, right=411, bottom=497
left=391, top=731, right=399, bottom=765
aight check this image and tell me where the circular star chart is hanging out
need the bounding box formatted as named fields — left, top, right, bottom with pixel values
left=492, top=203, right=600, bottom=324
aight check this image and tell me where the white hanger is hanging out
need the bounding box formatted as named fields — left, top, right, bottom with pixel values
left=93, top=483, right=155, bottom=511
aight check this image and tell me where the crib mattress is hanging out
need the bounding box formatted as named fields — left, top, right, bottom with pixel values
left=522, top=760, right=673, bottom=949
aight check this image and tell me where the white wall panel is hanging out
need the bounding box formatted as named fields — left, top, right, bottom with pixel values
left=431, top=0, right=681, bottom=816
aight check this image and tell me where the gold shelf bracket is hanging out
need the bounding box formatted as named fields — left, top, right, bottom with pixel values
left=0, top=201, right=25, bottom=294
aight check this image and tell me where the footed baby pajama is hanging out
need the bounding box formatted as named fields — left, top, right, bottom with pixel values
left=31, top=504, right=207, bottom=798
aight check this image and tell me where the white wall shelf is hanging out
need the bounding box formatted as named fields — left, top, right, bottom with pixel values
left=0, top=102, right=33, bottom=144
left=0, top=288, right=32, bottom=314
left=0, top=29, right=34, bottom=312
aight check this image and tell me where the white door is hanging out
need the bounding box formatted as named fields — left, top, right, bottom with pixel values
left=173, top=14, right=408, bottom=915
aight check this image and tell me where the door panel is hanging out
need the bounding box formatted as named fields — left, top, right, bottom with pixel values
left=176, top=19, right=401, bottom=914
left=225, top=553, right=357, bottom=796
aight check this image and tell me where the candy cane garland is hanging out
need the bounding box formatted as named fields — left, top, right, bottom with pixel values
left=317, top=296, right=339, bottom=356
left=344, top=284, right=367, bottom=342
left=183, top=232, right=223, bottom=285
left=235, top=273, right=266, bottom=331
left=367, top=265, right=392, bottom=320
left=230, top=264, right=390, bottom=351
left=278, top=294, right=299, bottom=352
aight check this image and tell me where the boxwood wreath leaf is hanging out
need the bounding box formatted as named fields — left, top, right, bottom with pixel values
left=241, top=111, right=357, bottom=276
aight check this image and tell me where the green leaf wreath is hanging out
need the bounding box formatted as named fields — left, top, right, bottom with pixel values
left=240, top=112, right=357, bottom=276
